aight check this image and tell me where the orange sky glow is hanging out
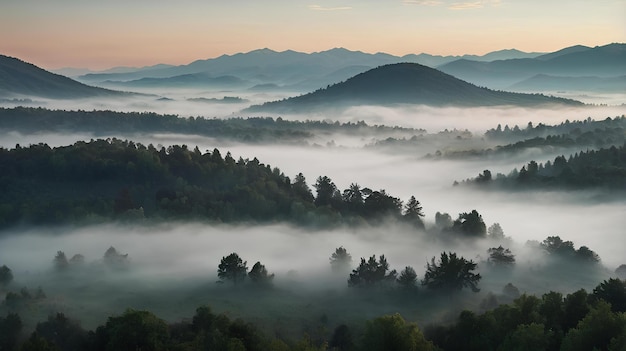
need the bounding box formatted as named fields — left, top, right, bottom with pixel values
left=1, top=0, right=624, bottom=70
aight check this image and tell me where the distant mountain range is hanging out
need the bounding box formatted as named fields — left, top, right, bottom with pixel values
left=438, top=43, right=626, bottom=90
left=73, top=47, right=545, bottom=92
left=245, top=63, right=583, bottom=113
left=71, top=44, right=625, bottom=94
left=0, top=55, right=127, bottom=99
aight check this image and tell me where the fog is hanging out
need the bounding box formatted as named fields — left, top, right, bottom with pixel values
left=1, top=88, right=625, bottom=332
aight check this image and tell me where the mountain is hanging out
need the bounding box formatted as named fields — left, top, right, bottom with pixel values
left=0, top=55, right=127, bottom=99
left=509, top=74, right=626, bottom=93
left=245, top=63, right=583, bottom=113
left=102, top=73, right=248, bottom=88
left=76, top=47, right=543, bottom=92
left=438, top=43, right=626, bottom=90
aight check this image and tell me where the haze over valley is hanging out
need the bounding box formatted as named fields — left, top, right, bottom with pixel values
left=1, top=1, right=626, bottom=349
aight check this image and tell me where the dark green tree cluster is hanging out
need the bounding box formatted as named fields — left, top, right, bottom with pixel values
left=217, top=253, right=274, bottom=288
left=0, top=306, right=440, bottom=351
left=422, top=252, right=481, bottom=293
left=426, top=279, right=626, bottom=351
left=464, top=143, right=626, bottom=190
left=348, top=251, right=481, bottom=293
left=0, top=139, right=425, bottom=229
left=0, top=106, right=421, bottom=144
left=348, top=255, right=398, bottom=288
left=540, top=236, right=600, bottom=264
left=0, top=265, right=13, bottom=287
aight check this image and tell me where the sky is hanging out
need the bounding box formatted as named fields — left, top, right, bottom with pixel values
left=1, top=0, right=624, bottom=70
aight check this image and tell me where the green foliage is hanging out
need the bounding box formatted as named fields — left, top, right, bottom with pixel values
left=487, top=246, right=515, bottom=266
left=451, top=210, right=486, bottom=237
left=53, top=251, right=68, bottom=271
left=99, top=309, right=170, bottom=351
left=248, top=262, right=274, bottom=287
left=0, top=265, right=13, bottom=286
left=218, top=253, right=248, bottom=285
left=403, top=196, right=425, bottom=229
left=560, top=301, right=626, bottom=351
left=348, top=255, right=397, bottom=288
left=487, top=223, right=505, bottom=240
left=0, top=313, right=22, bottom=351
left=329, top=324, right=354, bottom=351
left=422, top=252, right=481, bottom=292
left=361, top=313, right=434, bottom=351
left=396, top=266, right=418, bottom=290
left=591, top=278, right=626, bottom=313
left=0, top=139, right=418, bottom=228
left=329, top=247, right=352, bottom=273
left=540, top=236, right=601, bottom=264
left=497, top=323, right=550, bottom=351
left=34, top=313, right=89, bottom=351
left=465, top=143, right=626, bottom=191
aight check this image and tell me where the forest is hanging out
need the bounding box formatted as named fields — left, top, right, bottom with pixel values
left=1, top=108, right=625, bottom=351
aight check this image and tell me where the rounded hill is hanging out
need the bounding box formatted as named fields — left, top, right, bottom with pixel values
left=246, top=63, right=582, bottom=112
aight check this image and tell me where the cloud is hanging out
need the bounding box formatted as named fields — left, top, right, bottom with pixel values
left=449, top=0, right=501, bottom=10
left=308, top=4, right=352, bottom=11
left=402, top=0, right=443, bottom=5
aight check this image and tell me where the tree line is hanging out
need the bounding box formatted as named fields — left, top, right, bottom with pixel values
left=0, top=107, right=420, bottom=144
left=1, top=277, right=625, bottom=350
left=461, top=143, right=626, bottom=190
left=0, top=138, right=432, bottom=229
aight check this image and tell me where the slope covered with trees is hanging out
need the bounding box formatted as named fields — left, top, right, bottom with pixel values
left=247, top=63, right=582, bottom=112
left=0, top=139, right=426, bottom=229
left=0, top=55, right=126, bottom=99
left=461, top=143, right=626, bottom=191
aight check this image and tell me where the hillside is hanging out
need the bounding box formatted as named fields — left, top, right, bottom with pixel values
left=246, top=63, right=583, bottom=112
left=76, top=47, right=543, bottom=92
left=509, top=74, right=626, bottom=93
left=438, top=43, right=626, bottom=90
left=0, top=55, right=127, bottom=99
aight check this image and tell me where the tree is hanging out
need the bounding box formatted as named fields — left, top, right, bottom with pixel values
left=248, top=262, right=274, bottom=287
left=361, top=313, right=434, bottom=351
left=348, top=255, right=397, bottom=288
left=487, top=223, right=505, bottom=240
left=314, top=176, right=339, bottom=207
left=591, top=278, right=626, bottom=313
left=476, top=169, right=492, bottom=183
left=329, top=324, right=354, bottom=351
left=0, top=313, right=22, bottom=351
left=99, top=309, right=170, bottom=351
left=342, top=183, right=364, bottom=209
left=435, top=212, right=452, bottom=230
left=103, top=246, right=129, bottom=267
left=218, top=253, right=248, bottom=285
left=540, top=236, right=575, bottom=257
left=560, top=301, right=626, bottom=351
left=422, top=252, right=481, bottom=292
left=397, top=266, right=418, bottom=290
left=54, top=251, right=69, bottom=270
left=498, top=323, right=550, bottom=351
left=292, top=173, right=314, bottom=202
left=487, top=246, right=515, bottom=266
left=329, top=247, right=352, bottom=273
left=403, top=196, right=425, bottom=229
left=0, top=265, right=13, bottom=286
left=451, top=210, right=486, bottom=237
left=363, top=190, right=402, bottom=219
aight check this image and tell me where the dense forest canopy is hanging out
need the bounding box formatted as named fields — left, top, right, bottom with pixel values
left=0, top=107, right=422, bottom=144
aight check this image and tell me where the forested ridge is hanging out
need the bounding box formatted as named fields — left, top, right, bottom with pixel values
left=0, top=107, right=420, bottom=143
left=0, top=138, right=424, bottom=229
left=462, top=143, right=626, bottom=190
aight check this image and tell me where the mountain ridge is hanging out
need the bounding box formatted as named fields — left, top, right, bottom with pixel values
left=0, top=55, right=129, bottom=99
left=245, top=63, right=583, bottom=112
